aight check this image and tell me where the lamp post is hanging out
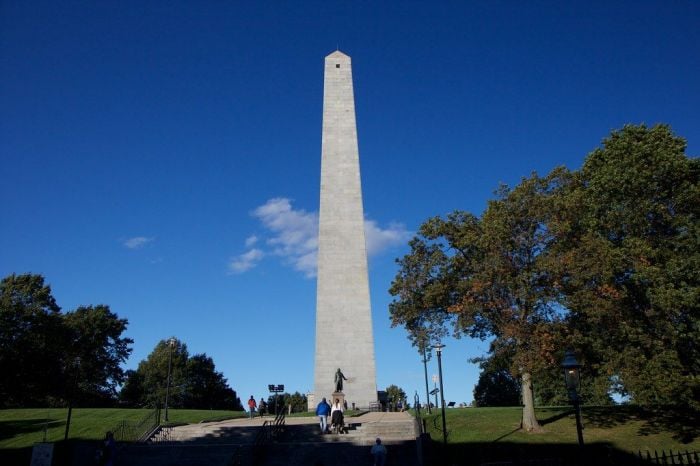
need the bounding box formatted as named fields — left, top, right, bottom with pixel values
left=164, top=338, right=176, bottom=422
left=64, top=356, right=81, bottom=441
left=268, top=384, right=284, bottom=415
left=422, top=344, right=432, bottom=414
left=562, top=350, right=584, bottom=447
left=433, top=343, right=447, bottom=445
left=431, top=374, right=439, bottom=411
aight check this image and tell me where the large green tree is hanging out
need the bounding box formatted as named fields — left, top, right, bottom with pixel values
left=0, top=274, right=134, bottom=407
left=385, top=384, right=408, bottom=407
left=120, top=338, right=242, bottom=410
left=390, top=169, right=572, bottom=431
left=0, top=274, right=64, bottom=407
left=563, top=124, right=699, bottom=408
left=184, top=353, right=241, bottom=410
left=390, top=124, right=698, bottom=422
left=472, top=342, right=521, bottom=407
left=121, top=338, right=189, bottom=408
left=63, top=305, right=133, bottom=405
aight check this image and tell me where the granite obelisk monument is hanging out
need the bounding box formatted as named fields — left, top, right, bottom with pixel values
left=314, top=51, right=377, bottom=409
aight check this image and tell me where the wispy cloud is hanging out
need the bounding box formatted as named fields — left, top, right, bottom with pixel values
left=230, top=197, right=411, bottom=278
left=229, top=248, right=264, bottom=273
left=123, top=236, right=155, bottom=249
left=364, top=220, right=412, bottom=257
left=253, top=198, right=319, bottom=277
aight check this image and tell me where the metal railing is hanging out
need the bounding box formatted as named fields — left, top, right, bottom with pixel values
left=638, top=450, right=699, bottom=465
left=111, top=407, right=161, bottom=443
left=149, top=425, right=173, bottom=444
left=252, top=410, right=285, bottom=464
left=414, top=391, right=426, bottom=435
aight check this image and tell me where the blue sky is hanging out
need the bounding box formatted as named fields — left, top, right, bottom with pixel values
left=2, top=1, right=699, bottom=407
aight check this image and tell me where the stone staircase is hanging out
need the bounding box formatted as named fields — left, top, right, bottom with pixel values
left=343, top=413, right=418, bottom=446
left=112, top=412, right=420, bottom=466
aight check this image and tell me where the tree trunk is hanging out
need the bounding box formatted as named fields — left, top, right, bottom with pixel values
left=521, top=371, right=542, bottom=432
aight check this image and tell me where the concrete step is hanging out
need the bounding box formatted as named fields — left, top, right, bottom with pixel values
left=115, top=443, right=253, bottom=466
left=262, top=440, right=418, bottom=466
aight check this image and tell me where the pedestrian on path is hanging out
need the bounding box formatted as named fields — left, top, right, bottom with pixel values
left=247, top=396, right=257, bottom=419
left=370, top=437, right=387, bottom=466
left=315, top=397, right=331, bottom=434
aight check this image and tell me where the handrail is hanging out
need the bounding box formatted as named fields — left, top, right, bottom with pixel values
left=414, top=391, right=426, bottom=435
left=111, top=407, right=161, bottom=443
left=252, top=410, right=285, bottom=465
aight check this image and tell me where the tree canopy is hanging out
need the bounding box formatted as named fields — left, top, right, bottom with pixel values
left=390, top=124, right=699, bottom=422
left=120, top=338, right=242, bottom=410
left=0, top=274, right=133, bottom=407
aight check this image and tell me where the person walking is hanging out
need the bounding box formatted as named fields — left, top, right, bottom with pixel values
left=247, top=396, right=257, bottom=419
left=330, top=398, right=344, bottom=433
left=259, top=398, right=267, bottom=418
left=98, top=431, right=116, bottom=466
left=315, top=397, right=331, bottom=434
left=370, top=437, right=387, bottom=466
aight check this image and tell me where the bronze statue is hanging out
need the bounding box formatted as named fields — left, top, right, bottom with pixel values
left=334, top=368, right=347, bottom=392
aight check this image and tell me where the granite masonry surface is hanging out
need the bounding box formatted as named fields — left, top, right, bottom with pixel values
left=313, top=51, right=378, bottom=408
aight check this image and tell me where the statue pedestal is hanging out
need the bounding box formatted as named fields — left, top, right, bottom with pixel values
left=330, top=392, right=345, bottom=409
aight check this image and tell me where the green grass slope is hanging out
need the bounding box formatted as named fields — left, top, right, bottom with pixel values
left=0, top=408, right=245, bottom=449
left=420, top=406, right=699, bottom=453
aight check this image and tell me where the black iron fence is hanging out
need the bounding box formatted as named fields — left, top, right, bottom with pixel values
left=638, top=450, right=699, bottom=465
left=148, top=425, right=173, bottom=444
left=252, top=410, right=285, bottom=465
left=111, top=407, right=160, bottom=442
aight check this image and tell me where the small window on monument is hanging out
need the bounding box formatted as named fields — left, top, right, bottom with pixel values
left=336, top=64, right=340, bottom=68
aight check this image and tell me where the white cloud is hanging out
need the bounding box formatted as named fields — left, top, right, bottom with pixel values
left=230, top=197, right=412, bottom=278
left=123, top=236, right=155, bottom=249
left=253, top=198, right=319, bottom=277
left=364, top=220, right=412, bottom=256
left=229, top=248, right=264, bottom=273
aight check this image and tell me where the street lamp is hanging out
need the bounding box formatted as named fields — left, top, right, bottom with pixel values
left=268, top=384, right=284, bottom=415
left=422, top=344, right=432, bottom=414
left=562, top=350, right=584, bottom=447
left=431, top=374, right=439, bottom=411
left=433, top=343, right=447, bottom=445
left=64, top=356, right=81, bottom=441
left=164, top=338, right=176, bottom=422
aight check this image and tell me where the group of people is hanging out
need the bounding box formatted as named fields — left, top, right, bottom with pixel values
left=247, top=395, right=268, bottom=418
left=315, top=397, right=386, bottom=465
left=314, top=397, right=345, bottom=434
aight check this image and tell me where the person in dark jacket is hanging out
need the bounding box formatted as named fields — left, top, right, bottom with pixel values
left=315, top=397, right=331, bottom=433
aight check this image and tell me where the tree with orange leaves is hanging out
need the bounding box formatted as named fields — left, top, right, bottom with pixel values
left=390, top=168, right=572, bottom=431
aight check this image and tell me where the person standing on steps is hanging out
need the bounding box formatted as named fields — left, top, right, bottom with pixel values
left=247, top=395, right=257, bottom=419
left=330, top=398, right=344, bottom=433
left=315, top=397, right=331, bottom=434
left=370, top=437, right=387, bottom=466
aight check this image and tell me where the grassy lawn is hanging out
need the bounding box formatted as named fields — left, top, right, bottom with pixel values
left=420, top=406, right=699, bottom=454
left=0, top=408, right=246, bottom=449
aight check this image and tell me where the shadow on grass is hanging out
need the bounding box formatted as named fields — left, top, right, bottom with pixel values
left=583, top=406, right=700, bottom=444
left=428, top=439, right=661, bottom=466
left=0, top=418, right=64, bottom=441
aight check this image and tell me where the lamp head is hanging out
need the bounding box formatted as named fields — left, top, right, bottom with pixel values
left=561, top=350, right=581, bottom=392
left=432, top=343, right=445, bottom=355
